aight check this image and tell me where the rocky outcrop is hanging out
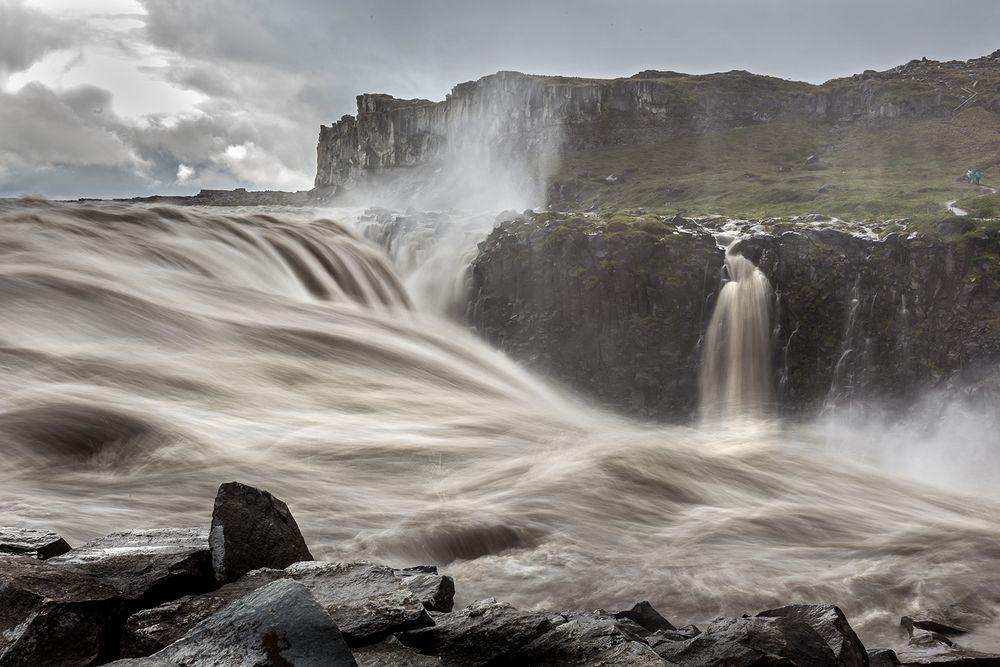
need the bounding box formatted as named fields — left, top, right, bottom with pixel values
left=469, top=213, right=1000, bottom=419
left=315, top=54, right=1000, bottom=196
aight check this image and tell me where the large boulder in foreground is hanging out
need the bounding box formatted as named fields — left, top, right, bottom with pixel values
left=1, top=529, right=214, bottom=666
left=0, top=526, right=71, bottom=559
left=654, top=615, right=838, bottom=666
left=209, top=481, right=313, bottom=583
left=505, top=612, right=666, bottom=666
left=757, top=604, right=867, bottom=667
left=154, top=579, right=356, bottom=667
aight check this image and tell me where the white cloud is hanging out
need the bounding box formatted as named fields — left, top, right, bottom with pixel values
left=176, top=163, right=194, bottom=182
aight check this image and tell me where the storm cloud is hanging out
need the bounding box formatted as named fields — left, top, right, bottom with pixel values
left=2, top=0, right=999, bottom=198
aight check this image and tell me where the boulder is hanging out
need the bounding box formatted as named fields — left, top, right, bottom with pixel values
left=352, top=636, right=443, bottom=667
left=757, top=604, right=867, bottom=667
left=396, top=566, right=456, bottom=612
left=1, top=529, right=214, bottom=666
left=0, top=558, right=122, bottom=666
left=868, top=648, right=901, bottom=666
left=614, top=601, right=676, bottom=633
left=896, top=628, right=1000, bottom=665
left=122, top=561, right=433, bottom=654
left=398, top=598, right=558, bottom=666
left=655, top=615, right=838, bottom=666
left=901, top=604, right=994, bottom=637
left=0, top=527, right=71, bottom=559
left=505, top=612, right=666, bottom=666
left=209, top=481, right=313, bottom=583
left=155, top=579, right=356, bottom=667
left=51, top=529, right=214, bottom=607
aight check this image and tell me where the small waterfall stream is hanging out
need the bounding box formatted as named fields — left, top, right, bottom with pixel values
left=699, top=245, right=773, bottom=419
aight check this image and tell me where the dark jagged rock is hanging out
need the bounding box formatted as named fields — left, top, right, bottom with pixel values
left=398, top=598, right=558, bottom=666
left=896, top=628, right=1000, bottom=665
left=901, top=604, right=994, bottom=637
left=105, top=658, right=180, bottom=666
left=758, top=604, right=867, bottom=667
left=0, top=526, right=71, bottom=559
left=506, top=612, right=666, bottom=666
left=209, top=481, right=313, bottom=583
left=153, top=579, right=357, bottom=667
left=1, top=529, right=215, bottom=666
left=614, top=601, right=677, bottom=633
left=122, top=561, right=433, bottom=654
left=868, top=648, right=902, bottom=666
left=51, top=529, right=214, bottom=606
left=0, top=558, right=123, bottom=666
left=654, top=615, right=838, bottom=666
left=352, top=636, right=443, bottom=667
left=396, top=566, right=456, bottom=612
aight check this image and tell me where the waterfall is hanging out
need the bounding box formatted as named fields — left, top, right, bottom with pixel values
left=699, top=245, right=773, bottom=419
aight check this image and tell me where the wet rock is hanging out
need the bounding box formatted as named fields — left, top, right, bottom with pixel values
left=896, top=628, right=1000, bottom=665
left=0, top=558, right=122, bottom=666
left=654, top=615, right=837, bottom=666
left=209, top=481, right=313, bottom=583
left=154, top=579, right=357, bottom=667
left=614, top=600, right=676, bottom=633
left=122, top=561, right=432, bottom=654
left=901, top=604, right=994, bottom=637
left=396, top=566, right=456, bottom=612
left=2, top=530, right=215, bottom=666
left=0, top=526, right=71, bottom=559
left=105, top=659, right=180, bottom=667
left=51, top=528, right=214, bottom=606
left=758, top=604, right=867, bottom=666
left=507, top=612, right=666, bottom=666
left=353, top=636, right=443, bottom=667
left=868, top=648, right=901, bottom=666
left=398, top=598, right=557, bottom=666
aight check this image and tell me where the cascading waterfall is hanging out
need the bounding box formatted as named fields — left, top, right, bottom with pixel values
left=4, top=200, right=1000, bottom=650
left=699, top=245, right=773, bottom=419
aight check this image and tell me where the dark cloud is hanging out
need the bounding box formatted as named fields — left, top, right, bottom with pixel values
left=3, top=0, right=1000, bottom=198
left=0, top=1, right=81, bottom=76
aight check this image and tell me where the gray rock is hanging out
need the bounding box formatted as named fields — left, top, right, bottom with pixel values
left=396, top=566, right=456, bottom=612
left=104, top=659, right=181, bottom=667
left=896, top=628, right=1000, bottom=665
left=614, top=601, right=676, bottom=633
left=0, top=527, right=71, bottom=559
left=655, top=615, right=838, bottom=666
left=901, top=604, right=994, bottom=637
left=353, top=636, right=442, bottom=667
left=2, top=529, right=215, bottom=666
left=209, top=481, right=313, bottom=583
left=758, top=604, right=867, bottom=667
left=123, top=561, right=433, bottom=654
left=507, top=612, right=666, bottom=666
left=51, top=528, right=214, bottom=606
left=155, top=579, right=356, bottom=667
left=868, top=648, right=901, bottom=666
left=0, top=558, right=121, bottom=666
left=398, top=598, right=558, bottom=666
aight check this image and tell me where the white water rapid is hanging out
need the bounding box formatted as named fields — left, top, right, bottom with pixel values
left=2, top=199, right=1000, bottom=651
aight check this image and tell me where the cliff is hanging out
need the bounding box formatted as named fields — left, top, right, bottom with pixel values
left=469, top=213, right=1000, bottom=420
left=315, top=51, right=1000, bottom=202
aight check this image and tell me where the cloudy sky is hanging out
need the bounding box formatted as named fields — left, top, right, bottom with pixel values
left=2, top=0, right=998, bottom=199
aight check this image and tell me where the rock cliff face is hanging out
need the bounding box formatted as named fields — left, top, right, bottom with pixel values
left=315, top=52, right=1000, bottom=197
left=469, top=214, right=1000, bottom=419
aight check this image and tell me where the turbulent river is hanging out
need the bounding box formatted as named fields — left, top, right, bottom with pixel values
left=2, top=199, right=1000, bottom=650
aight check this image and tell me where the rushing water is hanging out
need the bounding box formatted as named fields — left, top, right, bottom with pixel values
left=2, top=199, right=1000, bottom=650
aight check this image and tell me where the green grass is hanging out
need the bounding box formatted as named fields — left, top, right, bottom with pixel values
left=955, top=191, right=1000, bottom=218
left=549, top=107, right=1000, bottom=225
